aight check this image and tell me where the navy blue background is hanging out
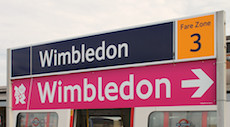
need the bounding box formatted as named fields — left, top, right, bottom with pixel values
left=11, top=47, right=30, bottom=77
left=12, top=22, right=173, bottom=77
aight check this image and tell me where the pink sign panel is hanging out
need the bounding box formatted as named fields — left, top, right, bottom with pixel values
left=12, top=60, right=216, bottom=110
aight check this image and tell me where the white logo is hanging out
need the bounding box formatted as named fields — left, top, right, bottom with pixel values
left=14, top=84, right=26, bottom=105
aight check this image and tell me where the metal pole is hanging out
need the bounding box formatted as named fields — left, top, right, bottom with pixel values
left=216, top=11, right=226, bottom=127
left=6, top=49, right=12, bottom=127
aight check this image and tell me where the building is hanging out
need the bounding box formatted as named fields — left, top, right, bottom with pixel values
left=0, top=86, right=6, bottom=127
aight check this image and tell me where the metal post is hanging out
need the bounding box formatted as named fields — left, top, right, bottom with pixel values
left=216, top=11, right=226, bottom=127
left=6, top=49, right=12, bottom=127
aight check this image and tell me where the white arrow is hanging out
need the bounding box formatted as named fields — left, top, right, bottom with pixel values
left=181, top=69, right=214, bottom=98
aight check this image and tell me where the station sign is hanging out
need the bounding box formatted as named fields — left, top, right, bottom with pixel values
left=11, top=22, right=173, bottom=77
left=11, top=13, right=216, bottom=78
left=12, top=59, right=216, bottom=110
left=10, top=12, right=218, bottom=110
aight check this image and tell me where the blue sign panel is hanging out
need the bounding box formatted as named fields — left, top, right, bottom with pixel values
left=11, top=22, right=173, bottom=77
left=11, top=47, right=30, bottom=77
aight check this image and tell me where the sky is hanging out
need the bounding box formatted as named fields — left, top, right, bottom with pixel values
left=0, top=0, right=230, bottom=86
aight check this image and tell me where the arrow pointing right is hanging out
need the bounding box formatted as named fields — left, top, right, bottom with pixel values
left=181, top=69, right=214, bottom=98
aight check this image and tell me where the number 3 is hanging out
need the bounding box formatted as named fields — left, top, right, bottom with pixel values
left=190, top=33, right=201, bottom=52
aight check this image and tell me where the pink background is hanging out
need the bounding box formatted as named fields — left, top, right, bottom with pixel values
left=12, top=60, right=216, bottom=110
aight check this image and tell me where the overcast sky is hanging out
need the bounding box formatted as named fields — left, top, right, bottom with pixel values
left=0, top=0, right=230, bottom=86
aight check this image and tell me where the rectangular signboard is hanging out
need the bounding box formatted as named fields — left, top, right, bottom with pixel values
left=176, top=14, right=215, bottom=60
left=11, top=22, right=173, bottom=77
left=11, top=13, right=217, bottom=79
left=12, top=59, right=216, bottom=110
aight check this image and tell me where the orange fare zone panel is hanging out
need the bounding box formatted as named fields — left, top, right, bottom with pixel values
left=177, top=14, right=215, bottom=60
